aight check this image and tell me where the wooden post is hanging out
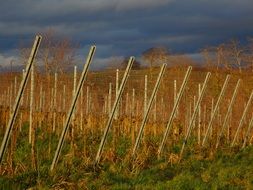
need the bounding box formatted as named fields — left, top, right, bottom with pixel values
left=0, top=35, right=42, bottom=164
left=231, top=89, right=253, bottom=146
left=95, top=57, right=134, bottom=164
left=39, top=84, right=43, bottom=128
left=242, top=116, right=253, bottom=148
left=193, top=95, right=196, bottom=130
left=203, top=104, right=207, bottom=136
left=80, top=88, right=83, bottom=131
left=202, top=75, right=230, bottom=146
left=132, top=88, right=135, bottom=117
left=132, top=64, right=167, bottom=157
left=63, top=85, right=66, bottom=112
left=216, top=79, right=240, bottom=148
left=115, top=69, right=119, bottom=119
left=14, top=76, right=17, bottom=98
left=144, top=75, right=148, bottom=115
left=158, top=66, right=192, bottom=157
left=72, top=66, right=77, bottom=122
left=179, top=72, right=211, bottom=160
left=29, top=65, right=34, bottom=144
left=53, top=73, right=57, bottom=132
left=21, top=69, right=25, bottom=107
left=10, top=84, right=12, bottom=113
left=108, top=83, right=112, bottom=115
left=198, top=84, right=201, bottom=145
left=174, top=80, right=178, bottom=117
left=50, top=46, right=96, bottom=171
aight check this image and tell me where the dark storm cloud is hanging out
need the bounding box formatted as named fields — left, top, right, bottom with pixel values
left=0, top=0, right=253, bottom=68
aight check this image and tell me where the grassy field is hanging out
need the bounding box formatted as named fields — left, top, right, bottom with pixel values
left=0, top=122, right=253, bottom=189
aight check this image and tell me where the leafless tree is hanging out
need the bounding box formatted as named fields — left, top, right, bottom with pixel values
left=142, top=46, right=169, bottom=68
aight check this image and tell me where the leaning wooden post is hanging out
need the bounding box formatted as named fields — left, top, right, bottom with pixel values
left=158, top=66, right=192, bottom=157
left=179, top=72, right=211, bottom=160
left=132, top=64, right=167, bottom=157
left=0, top=35, right=42, bottom=164
left=95, top=57, right=134, bottom=165
left=216, top=79, right=241, bottom=149
left=231, top=89, right=253, bottom=146
left=50, top=46, right=96, bottom=171
left=202, top=75, right=230, bottom=146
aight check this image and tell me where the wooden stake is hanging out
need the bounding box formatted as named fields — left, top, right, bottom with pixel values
left=144, top=75, right=148, bottom=115
left=50, top=46, right=96, bottom=171
left=179, top=72, right=211, bottom=160
left=202, top=75, right=230, bottom=146
left=0, top=35, right=42, bottom=164
left=132, top=64, right=167, bottom=157
left=231, top=89, right=253, bottom=146
left=158, top=66, right=192, bottom=157
left=216, top=79, right=240, bottom=148
left=95, top=57, right=134, bottom=164
left=29, top=65, right=34, bottom=144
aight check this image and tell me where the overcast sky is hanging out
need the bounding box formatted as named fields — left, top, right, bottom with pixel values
left=0, top=0, right=253, bottom=69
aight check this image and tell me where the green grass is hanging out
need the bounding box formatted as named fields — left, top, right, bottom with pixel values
left=1, top=122, right=253, bottom=190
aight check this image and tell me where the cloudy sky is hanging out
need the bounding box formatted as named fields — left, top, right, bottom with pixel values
left=0, top=0, right=253, bottom=70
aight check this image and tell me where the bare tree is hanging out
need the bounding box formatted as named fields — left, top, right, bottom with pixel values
left=39, top=29, right=76, bottom=76
left=142, top=47, right=169, bottom=68
left=142, top=46, right=169, bottom=78
left=244, top=37, right=253, bottom=72
left=200, top=48, right=214, bottom=69
left=19, top=29, right=77, bottom=76
left=225, top=39, right=244, bottom=73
